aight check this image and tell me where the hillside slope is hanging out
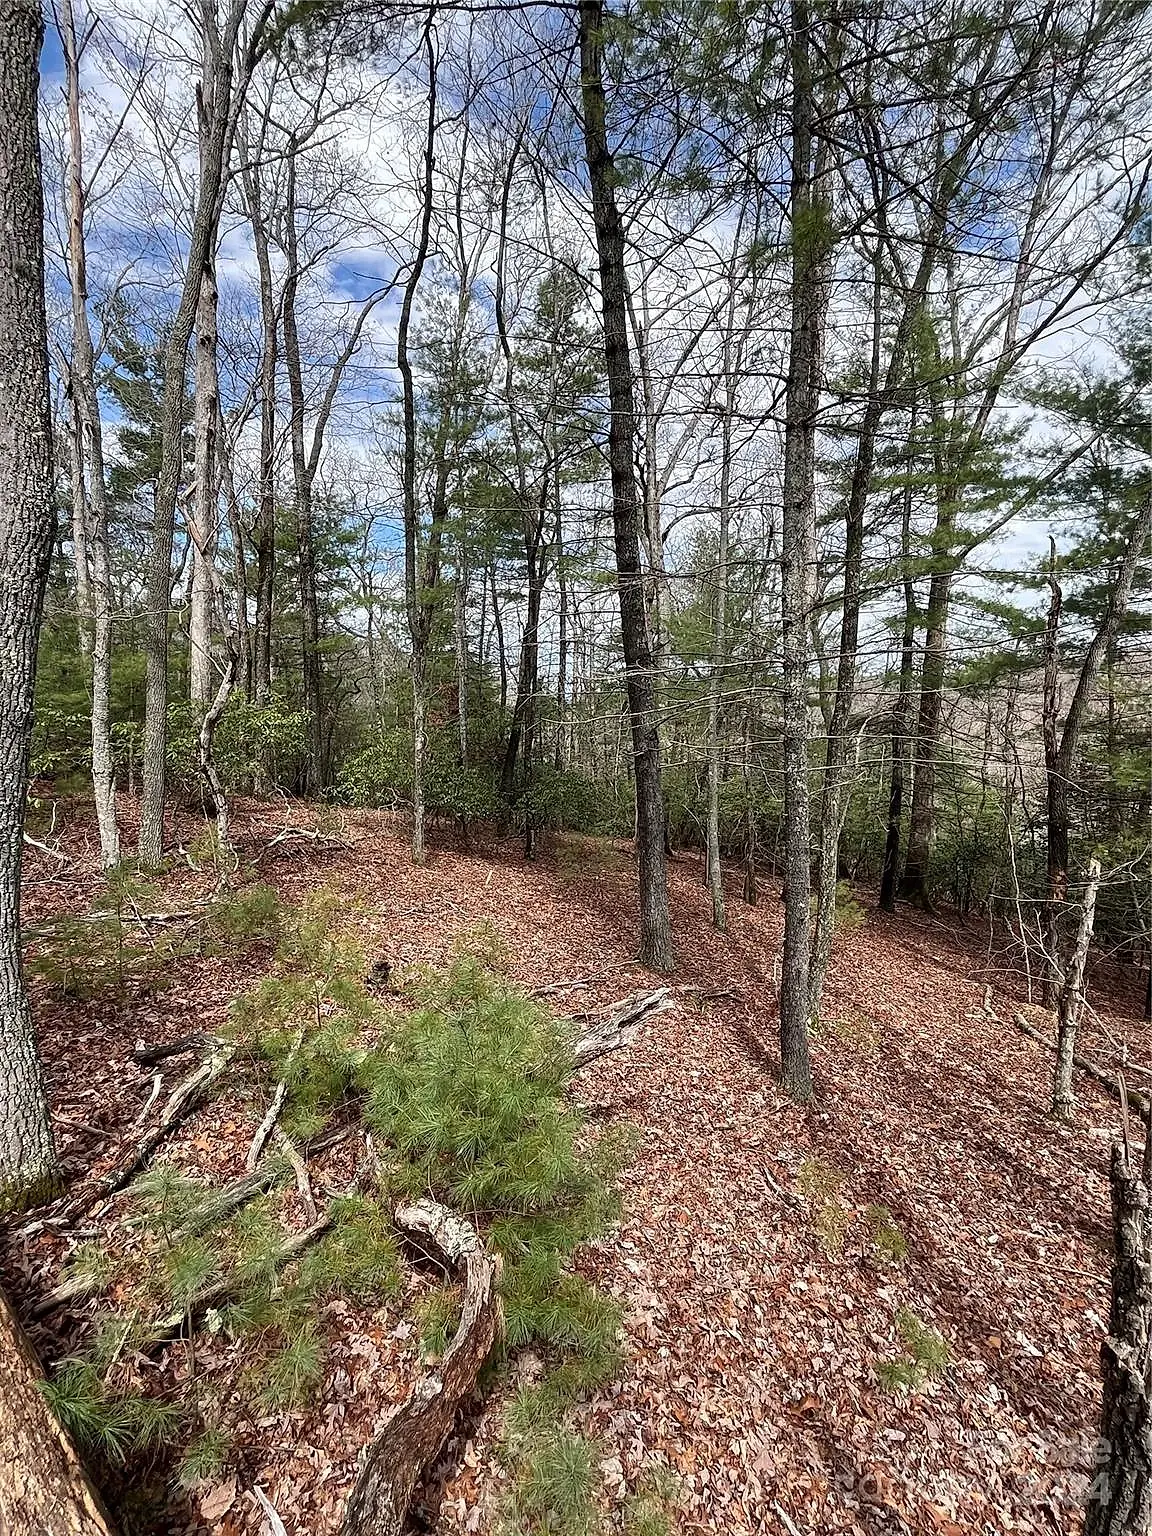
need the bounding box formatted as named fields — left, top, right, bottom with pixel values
left=8, top=801, right=1145, bottom=1536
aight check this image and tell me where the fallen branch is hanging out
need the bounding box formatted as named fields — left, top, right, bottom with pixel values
left=1009, top=1008, right=1150, bottom=1118
left=58, top=1041, right=235, bottom=1221
left=341, top=1200, right=502, bottom=1536
left=246, top=1026, right=303, bottom=1172
left=762, top=1165, right=805, bottom=1210
left=22, top=831, right=68, bottom=863
left=253, top=1487, right=289, bottom=1536
left=568, top=988, right=676, bottom=1070
left=130, top=1033, right=210, bottom=1067
left=274, top=1126, right=317, bottom=1222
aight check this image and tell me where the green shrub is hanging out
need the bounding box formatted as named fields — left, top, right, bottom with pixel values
left=211, top=883, right=282, bottom=944
left=166, top=698, right=310, bottom=793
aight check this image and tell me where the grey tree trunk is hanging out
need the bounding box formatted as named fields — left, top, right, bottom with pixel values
left=240, top=144, right=277, bottom=704
left=397, top=19, right=437, bottom=863
left=189, top=255, right=220, bottom=708
left=706, top=384, right=732, bottom=933
left=778, top=0, right=834, bottom=1099
left=1052, top=857, right=1100, bottom=1119
left=578, top=0, right=673, bottom=973
left=139, top=0, right=258, bottom=865
left=0, top=0, right=59, bottom=1205
left=60, top=0, right=119, bottom=870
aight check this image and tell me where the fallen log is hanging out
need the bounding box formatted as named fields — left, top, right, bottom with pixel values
left=569, top=987, right=676, bottom=1070
left=340, top=1200, right=501, bottom=1536
left=0, top=1284, right=117, bottom=1534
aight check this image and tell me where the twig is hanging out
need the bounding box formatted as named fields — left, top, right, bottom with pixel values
left=246, top=1026, right=304, bottom=1171
left=274, top=1126, right=317, bottom=1221
left=23, top=832, right=67, bottom=863
left=253, top=1487, right=289, bottom=1536
left=772, top=1501, right=806, bottom=1536
left=133, top=1074, right=162, bottom=1128
left=762, top=1166, right=805, bottom=1210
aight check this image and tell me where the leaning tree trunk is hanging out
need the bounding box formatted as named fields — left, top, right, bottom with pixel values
left=0, top=1286, right=117, bottom=1534
left=578, top=0, right=673, bottom=974
left=1087, top=1137, right=1152, bottom=1535
left=0, top=0, right=59, bottom=1205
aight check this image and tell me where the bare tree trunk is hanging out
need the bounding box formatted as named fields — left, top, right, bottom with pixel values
left=60, top=0, right=119, bottom=869
left=189, top=255, right=220, bottom=707
left=1087, top=1136, right=1152, bottom=1535
left=241, top=142, right=277, bottom=705
left=398, top=18, right=438, bottom=864
left=778, top=0, right=833, bottom=1099
left=578, top=0, right=673, bottom=974
left=455, top=562, right=469, bottom=767
left=1044, top=498, right=1151, bottom=1000
left=1052, top=857, right=1101, bottom=1119
left=139, top=0, right=262, bottom=865
left=706, top=385, right=732, bottom=933
left=281, top=136, right=323, bottom=794
left=0, top=0, right=59, bottom=1203
left=900, top=553, right=953, bottom=907
left=879, top=452, right=916, bottom=912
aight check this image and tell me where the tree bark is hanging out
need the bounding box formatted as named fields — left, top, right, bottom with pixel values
left=60, top=0, right=119, bottom=870
left=578, top=0, right=673, bottom=974
left=1087, top=1138, right=1152, bottom=1535
left=778, top=0, right=833, bottom=1100
left=1052, top=856, right=1101, bottom=1119
left=0, top=1285, right=118, bottom=1534
left=0, top=0, right=59, bottom=1205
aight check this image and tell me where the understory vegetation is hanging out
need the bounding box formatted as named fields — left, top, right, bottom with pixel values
left=33, top=893, right=674, bottom=1531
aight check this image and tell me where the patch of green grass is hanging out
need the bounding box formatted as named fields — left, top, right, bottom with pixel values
left=876, top=1306, right=950, bottom=1393
left=864, top=1203, right=908, bottom=1265
left=797, top=1156, right=849, bottom=1253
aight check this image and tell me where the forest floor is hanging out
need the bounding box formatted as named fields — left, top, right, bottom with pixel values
left=6, top=795, right=1147, bottom=1536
